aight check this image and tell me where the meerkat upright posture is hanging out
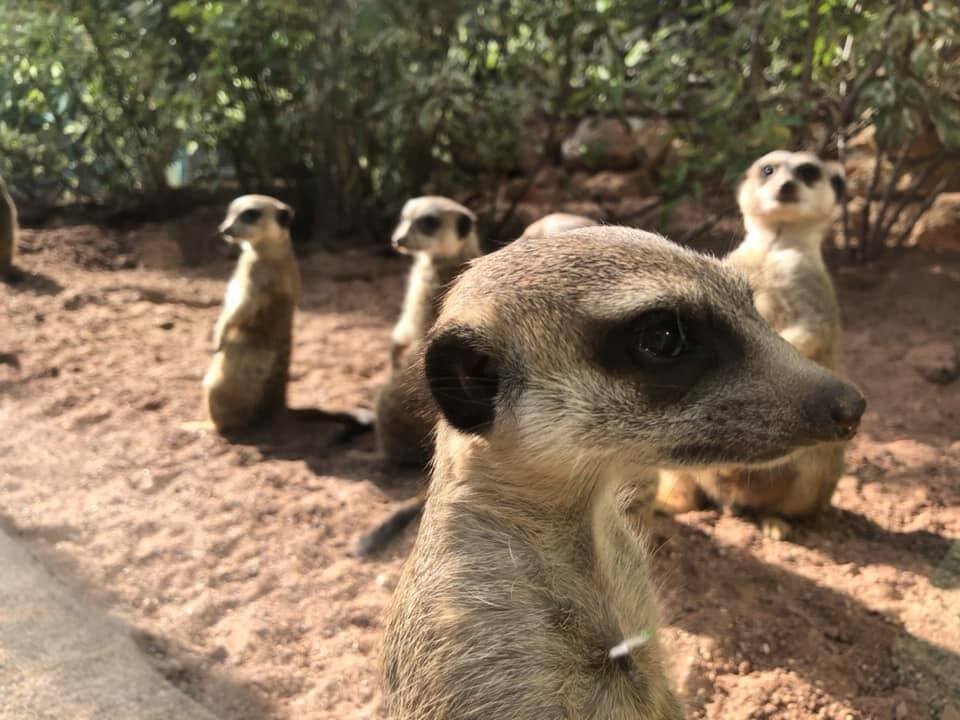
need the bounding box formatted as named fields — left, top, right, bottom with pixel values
left=375, top=195, right=481, bottom=468
left=383, top=227, right=865, bottom=719
left=0, top=175, right=18, bottom=276
left=520, top=211, right=597, bottom=239
left=202, top=195, right=300, bottom=432
left=657, top=150, right=849, bottom=537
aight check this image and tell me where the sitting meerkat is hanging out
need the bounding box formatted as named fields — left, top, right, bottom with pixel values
left=657, top=150, right=849, bottom=538
left=519, top=211, right=597, bottom=239
left=0, top=174, right=18, bottom=276
left=202, top=195, right=300, bottom=432
left=383, top=227, right=865, bottom=719
left=375, top=195, right=481, bottom=468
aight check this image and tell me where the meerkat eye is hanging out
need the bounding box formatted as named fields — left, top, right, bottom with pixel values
left=239, top=208, right=262, bottom=224
left=760, top=164, right=775, bottom=177
left=632, top=310, right=690, bottom=362
left=415, top=215, right=441, bottom=235
left=793, top=163, right=822, bottom=186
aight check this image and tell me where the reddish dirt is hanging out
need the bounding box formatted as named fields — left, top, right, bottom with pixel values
left=1, top=220, right=958, bottom=720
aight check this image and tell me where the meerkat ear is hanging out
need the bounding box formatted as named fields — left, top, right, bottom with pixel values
left=825, top=161, right=845, bottom=201
left=455, top=212, right=474, bottom=239
left=425, top=326, right=500, bottom=435
left=276, top=206, right=294, bottom=228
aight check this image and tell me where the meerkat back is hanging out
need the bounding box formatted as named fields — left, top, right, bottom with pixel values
left=0, top=175, right=18, bottom=275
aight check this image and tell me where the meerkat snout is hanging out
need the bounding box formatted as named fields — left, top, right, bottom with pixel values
left=790, top=374, right=865, bottom=444
left=777, top=179, right=798, bottom=203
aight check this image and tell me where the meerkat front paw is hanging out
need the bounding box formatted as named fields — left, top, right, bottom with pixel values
left=655, top=471, right=703, bottom=515
left=761, top=516, right=792, bottom=541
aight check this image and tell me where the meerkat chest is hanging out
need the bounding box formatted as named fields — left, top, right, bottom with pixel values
left=751, top=249, right=815, bottom=330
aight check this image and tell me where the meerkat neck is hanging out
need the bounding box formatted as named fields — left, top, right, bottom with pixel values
left=426, top=233, right=481, bottom=269
left=435, top=435, right=661, bottom=646
left=242, top=235, right=294, bottom=260
left=742, top=217, right=826, bottom=258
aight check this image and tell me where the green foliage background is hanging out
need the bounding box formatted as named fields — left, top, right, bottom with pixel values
left=0, top=0, right=958, bottom=242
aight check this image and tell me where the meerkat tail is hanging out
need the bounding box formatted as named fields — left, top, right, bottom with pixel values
left=353, top=497, right=425, bottom=557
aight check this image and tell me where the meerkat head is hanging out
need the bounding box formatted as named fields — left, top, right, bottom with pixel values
left=391, top=196, right=479, bottom=260
left=219, top=195, right=294, bottom=251
left=738, top=150, right=845, bottom=231
left=423, top=227, right=864, bottom=481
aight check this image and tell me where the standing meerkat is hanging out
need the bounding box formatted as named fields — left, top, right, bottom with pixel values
left=375, top=195, right=481, bottom=468
left=0, top=174, right=18, bottom=276
left=383, top=227, right=865, bottom=719
left=519, top=211, right=597, bottom=239
left=657, top=150, right=849, bottom=538
left=202, top=195, right=300, bottom=433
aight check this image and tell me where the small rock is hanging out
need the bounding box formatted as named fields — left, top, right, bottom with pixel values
left=911, top=193, right=960, bottom=251
left=904, top=342, right=959, bottom=384
left=581, top=170, right=656, bottom=202
left=895, top=701, right=908, bottom=719
left=762, top=642, right=771, bottom=655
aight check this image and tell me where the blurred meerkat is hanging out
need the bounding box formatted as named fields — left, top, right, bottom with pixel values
left=0, top=174, right=18, bottom=276
left=375, top=196, right=481, bottom=467
left=519, top=211, right=597, bottom=239
left=657, top=150, right=850, bottom=538
left=383, top=227, right=865, bottom=719
left=202, top=195, right=300, bottom=432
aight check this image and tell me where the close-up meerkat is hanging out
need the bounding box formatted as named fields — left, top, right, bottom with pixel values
left=519, top=211, right=597, bottom=239
left=657, top=150, right=849, bottom=538
left=202, top=195, right=301, bottom=433
left=382, top=227, right=865, bottom=719
left=375, top=195, right=481, bottom=468
left=0, top=174, right=18, bottom=276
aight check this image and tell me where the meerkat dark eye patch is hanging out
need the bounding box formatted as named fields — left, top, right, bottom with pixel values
left=275, top=208, right=293, bottom=228
left=631, top=310, right=690, bottom=362
left=415, top=215, right=442, bottom=235
left=239, top=208, right=262, bottom=224
left=456, top=213, right=473, bottom=239
left=425, top=327, right=500, bottom=435
left=591, top=308, right=719, bottom=404
left=793, top=163, right=822, bottom=186
left=760, top=164, right=776, bottom=178
left=829, top=173, right=845, bottom=200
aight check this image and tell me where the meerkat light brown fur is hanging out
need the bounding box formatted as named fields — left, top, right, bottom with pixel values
left=520, top=211, right=597, bottom=239
left=0, top=174, right=18, bottom=275
left=383, top=227, right=865, bottom=719
left=202, top=195, right=300, bottom=432
left=657, top=150, right=850, bottom=537
left=375, top=195, right=481, bottom=468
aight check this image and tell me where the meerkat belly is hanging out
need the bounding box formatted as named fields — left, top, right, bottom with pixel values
left=205, top=296, right=294, bottom=428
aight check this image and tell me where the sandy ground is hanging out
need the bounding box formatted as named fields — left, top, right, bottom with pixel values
left=0, top=220, right=958, bottom=720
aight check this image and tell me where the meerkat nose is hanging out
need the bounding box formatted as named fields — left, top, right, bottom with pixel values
left=830, top=388, right=866, bottom=438
left=808, top=378, right=865, bottom=441
left=777, top=181, right=798, bottom=202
